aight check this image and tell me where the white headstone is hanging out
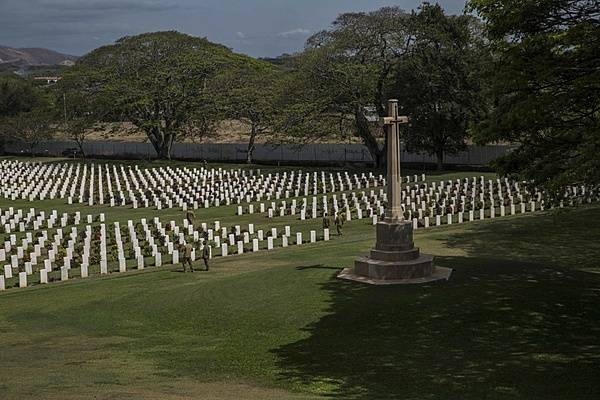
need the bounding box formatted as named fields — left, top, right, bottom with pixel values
left=19, top=272, right=27, bottom=287
left=61, top=267, right=69, bottom=281
left=221, top=243, right=228, bottom=257
left=81, top=263, right=89, bottom=278
left=40, top=268, right=48, bottom=283
left=116, top=257, right=125, bottom=273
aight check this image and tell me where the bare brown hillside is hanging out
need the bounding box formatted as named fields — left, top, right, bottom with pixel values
left=53, top=120, right=363, bottom=144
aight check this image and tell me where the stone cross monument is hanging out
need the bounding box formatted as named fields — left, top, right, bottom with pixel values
left=338, top=99, right=452, bottom=285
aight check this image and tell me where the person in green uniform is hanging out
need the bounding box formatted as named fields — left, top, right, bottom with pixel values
left=322, top=212, right=330, bottom=230
left=180, top=242, right=194, bottom=272
left=201, top=242, right=211, bottom=271
left=334, top=212, right=344, bottom=236
left=185, top=210, right=195, bottom=226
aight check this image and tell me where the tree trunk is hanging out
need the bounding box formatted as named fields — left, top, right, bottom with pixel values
left=355, top=108, right=385, bottom=169
left=147, top=126, right=172, bottom=159
left=166, top=134, right=174, bottom=160
left=247, top=126, right=257, bottom=164
left=75, top=137, right=86, bottom=159
left=436, top=148, right=444, bottom=171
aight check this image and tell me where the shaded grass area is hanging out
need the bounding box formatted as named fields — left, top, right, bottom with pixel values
left=0, top=185, right=598, bottom=398
left=273, top=206, right=600, bottom=399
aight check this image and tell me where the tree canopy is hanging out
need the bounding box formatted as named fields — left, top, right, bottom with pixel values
left=0, top=74, right=55, bottom=153
left=394, top=3, right=487, bottom=170
left=469, top=0, right=600, bottom=193
left=279, top=5, right=486, bottom=169
left=0, top=74, right=38, bottom=117
left=215, top=60, right=282, bottom=163
left=63, top=31, right=252, bottom=159
left=278, top=7, right=413, bottom=168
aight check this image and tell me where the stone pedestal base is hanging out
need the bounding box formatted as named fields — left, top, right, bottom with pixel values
left=338, top=266, right=452, bottom=285
left=339, top=219, right=452, bottom=285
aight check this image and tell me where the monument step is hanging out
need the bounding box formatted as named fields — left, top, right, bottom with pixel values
left=354, top=254, right=435, bottom=280
left=369, top=247, right=420, bottom=262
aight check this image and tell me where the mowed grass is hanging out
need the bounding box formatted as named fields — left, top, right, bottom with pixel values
left=0, top=162, right=598, bottom=399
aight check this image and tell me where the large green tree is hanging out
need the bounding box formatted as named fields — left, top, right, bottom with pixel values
left=469, top=0, right=600, bottom=192
left=216, top=61, right=282, bottom=164
left=65, top=31, right=248, bottom=159
left=0, top=74, right=54, bottom=154
left=393, top=3, right=487, bottom=170
left=0, top=74, right=39, bottom=117
left=58, top=68, right=112, bottom=158
left=280, top=7, right=413, bottom=168
left=6, top=108, right=54, bottom=155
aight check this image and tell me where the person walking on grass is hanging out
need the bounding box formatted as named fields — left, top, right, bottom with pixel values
left=201, top=242, right=211, bottom=271
left=334, top=212, right=344, bottom=236
left=180, top=242, right=194, bottom=273
left=185, top=210, right=195, bottom=226
left=322, top=212, right=330, bottom=230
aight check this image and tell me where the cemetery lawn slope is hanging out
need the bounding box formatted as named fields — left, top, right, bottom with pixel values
left=1, top=205, right=599, bottom=399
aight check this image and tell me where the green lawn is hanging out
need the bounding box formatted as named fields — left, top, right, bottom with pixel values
left=0, top=163, right=598, bottom=399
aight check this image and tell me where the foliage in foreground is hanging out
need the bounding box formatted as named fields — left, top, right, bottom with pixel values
left=469, top=0, right=600, bottom=192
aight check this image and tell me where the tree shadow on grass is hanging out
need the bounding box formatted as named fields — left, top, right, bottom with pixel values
left=440, top=205, right=600, bottom=272
left=296, top=264, right=341, bottom=271
left=272, top=209, right=600, bottom=399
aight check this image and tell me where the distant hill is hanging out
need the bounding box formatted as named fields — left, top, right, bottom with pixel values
left=0, top=46, right=78, bottom=67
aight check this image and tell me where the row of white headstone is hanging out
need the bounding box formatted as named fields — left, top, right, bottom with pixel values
left=1, top=207, right=103, bottom=234
left=261, top=176, right=599, bottom=223
left=0, top=160, right=426, bottom=210
left=0, top=214, right=333, bottom=291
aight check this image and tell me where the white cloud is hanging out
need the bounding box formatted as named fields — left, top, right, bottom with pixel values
left=277, top=28, right=311, bottom=38
left=236, top=31, right=246, bottom=39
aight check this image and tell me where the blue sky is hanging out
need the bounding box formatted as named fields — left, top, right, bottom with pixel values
left=0, top=0, right=468, bottom=57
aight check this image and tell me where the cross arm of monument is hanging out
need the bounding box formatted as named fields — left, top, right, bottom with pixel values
left=383, top=115, right=409, bottom=125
